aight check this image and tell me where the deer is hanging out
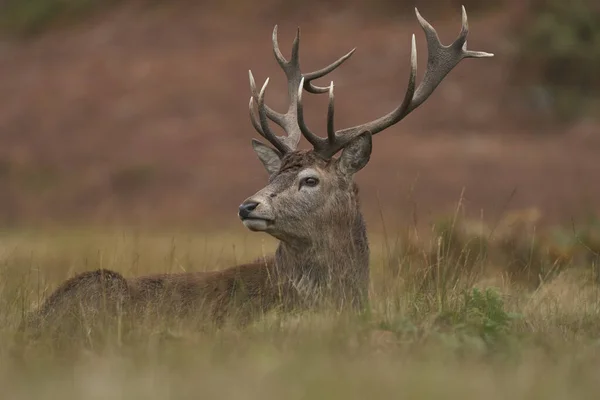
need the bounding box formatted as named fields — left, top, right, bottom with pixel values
left=16, top=7, right=492, bottom=346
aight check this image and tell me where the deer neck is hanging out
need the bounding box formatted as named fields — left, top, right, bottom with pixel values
left=274, top=208, right=369, bottom=305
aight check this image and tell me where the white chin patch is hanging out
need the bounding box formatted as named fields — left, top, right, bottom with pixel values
left=242, top=219, right=269, bottom=232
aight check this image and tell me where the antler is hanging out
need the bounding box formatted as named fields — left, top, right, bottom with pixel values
left=296, top=6, right=494, bottom=159
left=248, top=26, right=355, bottom=155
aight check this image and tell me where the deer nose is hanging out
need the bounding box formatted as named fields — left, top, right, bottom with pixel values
left=238, top=201, right=259, bottom=219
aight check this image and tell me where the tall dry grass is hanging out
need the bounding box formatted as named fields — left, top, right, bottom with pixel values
left=1, top=210, right=600, bottom=398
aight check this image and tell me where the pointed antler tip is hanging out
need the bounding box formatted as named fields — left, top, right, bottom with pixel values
left=342, top=47, right=357, bottom=61
left=293, top=27, right=301, bottom=42
left=409, top=33, right=417, bottom=70
left=414, top=7, right=429, bottom=27
left=414, top=7, right=425, bottom=21
left=248, top=71, right=257, bottom=93
left=461, top=5, right=468, bottom=26
left=258, top=78, right=270, bottom=99
left=410, top=33, right=417, bottom=51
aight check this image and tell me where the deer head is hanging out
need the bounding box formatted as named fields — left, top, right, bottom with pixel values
left=239, top=6, right=493, bottom=243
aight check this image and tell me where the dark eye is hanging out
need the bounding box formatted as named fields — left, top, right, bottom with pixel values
left=300, top=177, right=319, bottom=188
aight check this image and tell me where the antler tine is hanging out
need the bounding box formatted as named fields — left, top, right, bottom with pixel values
left=248, top=97, right=263, bottom=136
left=304, top=49, right=356, bottom=94
left=326, top=82, right=336, bottom=144
left=255, top=78, right=290, bottom=155
left=248, top=70, right=286, bottom=133
left=294, top=77, right=362, bottom=155
left=409, top=5, right=493, bottom=110
left=307, top=34, right=418, bottom=158
left=454, top=6, right=493, bottom=58
left=248, top=25, right=356, bottom=154
left=313, top=6, right=493, bottom=159
left=297, top=77, right=325, bottom=148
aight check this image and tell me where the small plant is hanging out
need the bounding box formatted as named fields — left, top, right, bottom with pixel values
left=435, top=287, right=521, bottom=352
left=461, top=287, right=521, bottom=344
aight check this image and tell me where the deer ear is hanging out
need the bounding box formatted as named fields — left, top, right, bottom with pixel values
left=252, top=139, right=282, bottom=177
left=337, top=131, right=372, bottom=176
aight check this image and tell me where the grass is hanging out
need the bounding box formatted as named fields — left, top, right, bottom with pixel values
left=2, top=213, right=600, bottom=399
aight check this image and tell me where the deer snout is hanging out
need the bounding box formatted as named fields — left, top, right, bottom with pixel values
left=238, top=201, right=259, bottom=220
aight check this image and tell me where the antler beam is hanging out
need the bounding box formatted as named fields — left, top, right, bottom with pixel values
left=305, top=6, right=493, bottom=158
left=249, top=6, right=493, bottom=159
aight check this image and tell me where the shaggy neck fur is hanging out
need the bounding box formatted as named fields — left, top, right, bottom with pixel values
left=274, top=186, right=370, bottom=310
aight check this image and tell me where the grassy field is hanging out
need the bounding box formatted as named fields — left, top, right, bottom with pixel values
left=1, top=214, right=600, bottom=399
left=0, top=0, right=598, bottom=397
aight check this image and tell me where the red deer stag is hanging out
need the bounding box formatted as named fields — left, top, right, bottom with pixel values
left=19, top=7, right=492, bottom=342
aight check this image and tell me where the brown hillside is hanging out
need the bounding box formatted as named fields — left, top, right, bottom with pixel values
left=0, top=3, right=598, bottom=229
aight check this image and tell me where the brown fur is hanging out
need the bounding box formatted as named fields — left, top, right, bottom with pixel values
left=248, top=143, right=372, bottom=308
left=18, top=147, right=371, bottom=344
left=127, top=257, right=300, bottom=325
left=18, top=7, right=493, bottom=346
left=18, top=259, right=299, bottom=341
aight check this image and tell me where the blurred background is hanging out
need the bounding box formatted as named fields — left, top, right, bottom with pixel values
left=0, top=0, right=598, bottom=231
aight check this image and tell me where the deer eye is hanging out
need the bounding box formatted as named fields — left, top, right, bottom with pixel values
left=300, top=177, right=319, bottom=188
